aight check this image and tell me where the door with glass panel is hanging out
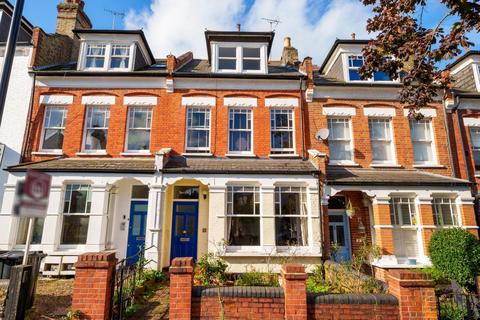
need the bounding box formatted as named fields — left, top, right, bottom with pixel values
left=329, top=212, right=351, bottom=262
left=170, top=202, right=199, bottom=261
left=127, top=200, right=148, bottom=264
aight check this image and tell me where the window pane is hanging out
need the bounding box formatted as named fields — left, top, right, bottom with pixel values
left=328, top=196, right=346, bottom=209
left=229, top=131, right=251, bottom=151
left=349, top=56, right=364, bottom=68
left=127, top=130, right=150, bottom=150
left=46, top=107, right=66, bottom=127
left=219, top=59, right=236, bottom=70
left=187, top=130, right=209, bottom=149
left=470, top=128, right=480, bottom=148
left=243, top=59, right=260, bottom=70
left=61, top=216, right=89, bottom=244
left=85, top=107, right=109, bottom=151
left=85, top=129, right=108, bottom=150
left=279, top=193, right=301, bottom=215
left=233, top=192, right=254, bottom=215
left=271, top=131, right=293, bottom=149
left=131, top=185, right=149, bottom=199
left=219, top=47, right=236, bottom=58
left=349, top=69, right=361, bottom=81
left=174, top=186, right=199, bottom=200
left=243, top=48, right=260, bottom=58
left=228, top=217, right=260, bottom=245
left=275, top=217, right=307, bottom=246
left=16, top=218, right=44, bottom=245
left=86, top=57, right=105, bottom=68
left=329, top=141, right=351, bottom=160
left=110, top=57, right=129, bottom=69
left=64, top=185, right=91, bottom=214
left=413, top=141, right=433, bottom=162
left=329, top=119, right=349, bottom=139
left=372, top=141, right=391, bottom=161
left=42, top=129, right=64, bottom=150
left=374, top=71, right=391, bottom=81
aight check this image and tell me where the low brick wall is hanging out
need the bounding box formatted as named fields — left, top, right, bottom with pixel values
left=192, top=286, right=285, bottom=319
left=308, top=293, right=399, bottom=319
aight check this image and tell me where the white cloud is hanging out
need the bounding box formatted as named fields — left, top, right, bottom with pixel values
left=125, top=0, right=372, bottom=63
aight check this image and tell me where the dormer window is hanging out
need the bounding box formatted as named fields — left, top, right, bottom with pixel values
left=213, top=43, right=267, bottom=74
left=346, top=54, right=394, bottom=82
left=81, top=42, right=134, bottom=71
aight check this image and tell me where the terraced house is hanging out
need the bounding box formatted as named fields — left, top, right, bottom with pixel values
left=0, top=0, right=477, bottom=276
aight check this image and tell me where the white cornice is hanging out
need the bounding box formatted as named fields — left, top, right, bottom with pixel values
left=224, top=97, right=257, bottom=107
left=81, top=95, right=116, bottom=105
left=124, top=96, right=158, bottom=106
left=265, top=98, right=299, bottom=108
left=39, top=95, right=73, bottom=105
left=363, top=107, right=396, bottom=117
left=322, top=106, right=356, bottom=116
left=181, top=96, right=216, bottom=107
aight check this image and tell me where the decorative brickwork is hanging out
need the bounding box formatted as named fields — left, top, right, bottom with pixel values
left=71, top=252, right=116, bottom=320
left=387, top=270, right=438, bottom=320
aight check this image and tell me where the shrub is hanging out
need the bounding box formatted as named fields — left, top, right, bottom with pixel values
left=143, top=270, right=167, bottom=283
left=428, top=228, right=480, bottom=289
left=234, top=268, right=279, bottom=287
left=194, top=253, right=228, bottom=286
left=323, top=261, right=383, bottom=294
left=439, top=299, right=468, bottom=320
left=306, top=265, right=330, bottom=294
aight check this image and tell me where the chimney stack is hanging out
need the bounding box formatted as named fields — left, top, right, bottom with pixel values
left=281, top=37, right=298, bottom=66
left=236, top=24, right=241, bottom=32
left=351, top=32, right=356, bottom=40
left=56, top=0, right=92, bottom=38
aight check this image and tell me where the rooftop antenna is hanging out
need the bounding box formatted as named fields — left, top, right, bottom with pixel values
left=105, top=9, right=126, bottom=30
left=261, top=17, right=281, bottom=31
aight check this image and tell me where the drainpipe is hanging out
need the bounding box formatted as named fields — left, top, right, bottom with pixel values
left=442, top=90, right=456, bottom=177
left=299, top=78, right=306, bottom=160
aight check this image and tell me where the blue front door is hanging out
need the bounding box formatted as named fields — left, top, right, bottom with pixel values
left=329, top=212, right=352, bottom=262
left=170, top=201, right=198, bottom=262
left=126, top=200, right=148, bottom=264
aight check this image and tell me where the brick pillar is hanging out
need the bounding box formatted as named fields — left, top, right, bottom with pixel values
left=169, top=257, right=194, bottom=320
left=72, top=252, right=116, bottom=320
left=281, top=263, right=307, bottom=320
left=387, top=270, right=438, bottom=320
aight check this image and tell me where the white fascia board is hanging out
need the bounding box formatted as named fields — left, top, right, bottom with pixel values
left=265, top=98, right=299, bottom=108
left=322, top=107, right=356, bottom=116
left=463, top=117, right=480, bottom=127
left=123, top=96, right=158, bottom=106
left=403, top=108, right=437, bottom=117
left=39, top=95, right=73, bottom=105
left=81, top=95, right=116, bottom=105
left=363, top=107, right=396, bottom=117
left=224, top=97, right=257, bottom=107
left=181, top=96, right=216, bottom=107
left=36, top=77, right=167, bottom=89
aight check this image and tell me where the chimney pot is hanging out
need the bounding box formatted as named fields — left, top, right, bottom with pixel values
left=284, top=37, right=291, bottom=48
left=351, top=32, right=356, bottom=40
left=236, top=24, right=241, bottom=32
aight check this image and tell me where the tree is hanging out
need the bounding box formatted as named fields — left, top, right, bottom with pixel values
left=359, top=0, right=480, bottom=118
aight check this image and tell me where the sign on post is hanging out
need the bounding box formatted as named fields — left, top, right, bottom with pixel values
left=13, top=170, right=51, bottom=218
left=12, top=170, right=51, bottom=265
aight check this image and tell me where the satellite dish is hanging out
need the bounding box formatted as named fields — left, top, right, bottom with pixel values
left=315, top=128, right=330, bottom=141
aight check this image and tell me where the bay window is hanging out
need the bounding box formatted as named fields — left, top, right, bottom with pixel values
left=270, top=109, right=294, bottom=154
left=368, top=118, right=394, bottom=163
left=84, top=106, right=110, bottom=151
left=226, top=186, right=260, bottom=246
left=41, top=106, right=67, bottom=151
left=274, top=187, right=308, bottom=246
left=432, top=198, right=458, bottom=226
left=228, top=108, right=252, bottom=154
left=390, top=197, right=416, bottom=226
left=469, top=127, right=480, bottom=170
left=126, top=107, right=152, bottom=151
left=410, top=119, right=435, bottom=164
left=186, top=108, right=210, bottom=152
left=61, top=184, right=92, bottom=245
left=327, top=118, right=353, bottom=162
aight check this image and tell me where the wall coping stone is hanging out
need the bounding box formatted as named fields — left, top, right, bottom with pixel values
left=308, top=293, right=399, bottom=305
left=192, top=286, right=284, bottom=298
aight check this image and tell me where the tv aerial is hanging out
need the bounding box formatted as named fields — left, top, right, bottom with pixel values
left=105, top=9, right=126, bottom=30
left=262, top=17, right=281, bottom=31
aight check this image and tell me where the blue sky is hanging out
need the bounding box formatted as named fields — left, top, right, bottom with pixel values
left=9, top=0, right=480, bottom=63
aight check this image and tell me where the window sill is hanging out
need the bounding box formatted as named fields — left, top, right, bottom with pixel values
left=220, top=248, right=321, bottom=257
left=268, top=153, right=300, bottom=158
left=182, top=152, right=213, bottom=157
left=412, top=164, right=445, bottom=168
left=76, top=151, right=109, bottom=156
left=370, top=163, right=402, bottom=168
left=120, top=152, right=152, bottom=157
left=225, top=153, right=257, bottom=158
left=31, top=151, right=63, bottom=156
left=328, top=161, right=360, bottom=167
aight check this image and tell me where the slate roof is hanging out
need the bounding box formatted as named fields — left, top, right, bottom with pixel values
left=327, top=167, right=470, bottom=187
left=7, top=156, right=317, bottom=175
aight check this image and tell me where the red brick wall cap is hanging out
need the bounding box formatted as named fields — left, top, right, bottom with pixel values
left=172, top=257, right=194, bottom=267
left=77, top=251, right=116, bottom=263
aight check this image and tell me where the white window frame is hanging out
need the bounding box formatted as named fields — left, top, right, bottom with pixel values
left=80, top=41, right=135, bottom=72
left=327, top=117, right=355, bottom=165
left=270, top=108, right=295, bottom=154
left=211, top=42, right=268, bottom=74
left=274, top=186, right=309, bottom=247
left=226, top=186, right=262, bottom=249
left=389, top=197, right=417, bottom=227
left=228, top=108, right=254, bottom=155
left=469, top=126, right=480, bottom=170
left=432, top=197, right=459, bottom=227
left=185, top=107, right=211, bottom=153
left=368, top=117, right=396, bottom=165
left=82, top=105, right=110, bottom=153
left=125, top=106, right=152, bottom=153
left=410, top=119, right=438, bottom=165
left=60, top=184, right=92, bottom=246
left=40, top=105, right=67, bottom=153
left=342, top=53, right=399, bottom=83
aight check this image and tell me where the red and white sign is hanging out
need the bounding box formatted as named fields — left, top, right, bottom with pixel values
left=13, top=170, right=52, bottom=218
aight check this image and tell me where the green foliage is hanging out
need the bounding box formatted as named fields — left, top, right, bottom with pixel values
left=125, top=304, right=139, bottom=317
left=422, top=267, right=449, bottom=284
left=428, top=228, right=480, bottom=288
left=306, top=265, right=330, bottom=294
left=194, top=253, right=229, bottom=286
left=439, top=300, right=468, bottom=320
left=143, top=269, right=167, bottom=283
left=62, top=310, right=81, bottom=320
left=234, top=268, right=279, bottom=287
left=350, top=237, right=381, bottom=273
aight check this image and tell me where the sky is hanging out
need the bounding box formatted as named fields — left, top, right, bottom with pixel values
left=9, top=0, right=480, bottom=64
